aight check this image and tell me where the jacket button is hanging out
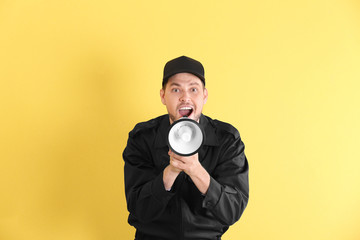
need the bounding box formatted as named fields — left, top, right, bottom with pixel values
left=206, top=201, right=212, bottom=207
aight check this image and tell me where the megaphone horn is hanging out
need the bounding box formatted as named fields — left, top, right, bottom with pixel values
left=167, top=117, right=205, bottom=156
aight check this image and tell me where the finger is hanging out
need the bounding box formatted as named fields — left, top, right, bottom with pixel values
left=168, top=150, right=179, bottom=158
left=168, top=150, right=180, bottom=160
left=173, top=156, right=186, bottom=165
left=169, top=151, right=183, bottom=162
left=170, top=157, right=185, bottom=170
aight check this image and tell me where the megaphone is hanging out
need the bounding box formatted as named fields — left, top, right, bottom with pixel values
left=167, top=117, right=204, bottom=156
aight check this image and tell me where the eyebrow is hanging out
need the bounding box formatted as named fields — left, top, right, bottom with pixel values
left=189, top=82, right=200, bottom=86
left=169, top=82, right=181, bottom=87
left=169, top=82, right=200, bottom=87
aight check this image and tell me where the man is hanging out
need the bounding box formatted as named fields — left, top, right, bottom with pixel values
left=123, top=56, right=249, bottom=240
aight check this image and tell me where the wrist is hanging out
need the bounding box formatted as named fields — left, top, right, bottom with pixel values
left=163, top=165, right=181, bottom=191
left=188, top=165, right=210, bottom=195
left=188, top=162, right=203, bottom=178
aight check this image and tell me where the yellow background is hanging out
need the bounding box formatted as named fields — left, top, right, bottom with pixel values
left=1, top=0, right=360, bottom=239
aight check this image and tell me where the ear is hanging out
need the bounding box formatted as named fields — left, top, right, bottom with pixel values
left=203, top=88, right=208, bottom=104
left=160, top=88, right=166, bottom=105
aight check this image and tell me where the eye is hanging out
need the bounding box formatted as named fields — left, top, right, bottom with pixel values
left=172, top=88, right=180, bottom=93
left=190, top=88, right=198, bottom=93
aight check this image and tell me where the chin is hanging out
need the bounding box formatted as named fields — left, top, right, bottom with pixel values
left=187, top=113, right=201, bottom=122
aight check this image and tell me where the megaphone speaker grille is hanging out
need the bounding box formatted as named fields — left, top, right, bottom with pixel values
left=167, top=117, right=204, bottom=156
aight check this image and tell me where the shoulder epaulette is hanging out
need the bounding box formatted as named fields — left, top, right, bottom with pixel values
left=129, top=115, right=164, bottom=137
left=213, top=119, right=240, bottom=139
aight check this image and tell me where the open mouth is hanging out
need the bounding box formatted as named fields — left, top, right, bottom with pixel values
left=179, top=106, right=193, bottom=117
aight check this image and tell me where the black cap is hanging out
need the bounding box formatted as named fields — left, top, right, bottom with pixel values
left=163, top=56, right=205, bottom=88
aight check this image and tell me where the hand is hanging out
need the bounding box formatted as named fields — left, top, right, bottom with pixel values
left=162, top=151, right=183, bottom=191
left=168, top=150, right=210, bottom=195
left=168, top=150, right=201, bottom=177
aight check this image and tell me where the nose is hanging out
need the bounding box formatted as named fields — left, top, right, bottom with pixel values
left=179, top=91, right=191, bottom=102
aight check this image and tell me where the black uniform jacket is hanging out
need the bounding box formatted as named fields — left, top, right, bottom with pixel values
left=123, top=114, right=249, bottom=240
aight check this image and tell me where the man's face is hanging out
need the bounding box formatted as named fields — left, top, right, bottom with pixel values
left=160, top=72, right=208, bottom=124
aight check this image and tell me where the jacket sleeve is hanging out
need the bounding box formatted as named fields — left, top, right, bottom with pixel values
left=123, top=133, right=175, bottom=223
left=202, top=134, right=249, bottom=226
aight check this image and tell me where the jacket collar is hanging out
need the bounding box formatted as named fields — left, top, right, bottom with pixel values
left=154, top=114, right=219, bottom=148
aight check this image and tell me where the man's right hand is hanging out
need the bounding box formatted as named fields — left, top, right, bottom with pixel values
left=163, top=152, right=182, bottom=191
